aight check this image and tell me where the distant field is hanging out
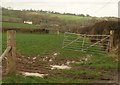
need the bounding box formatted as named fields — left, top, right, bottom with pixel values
left=2, top=16, right=22, bottom=23
left=19, top=11, right=93, bottom=22
left=2, top=22, right=37, bottom=29
left=2, top=16, right=22, bottom=20
left=48, top=13, right=92, bottom=21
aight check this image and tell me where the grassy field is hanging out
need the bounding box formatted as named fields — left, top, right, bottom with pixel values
left=3, top=74, right=90, bottom=83
left=2, top=16, right=22, bottom=21
left=2, top=22, right=37, bottom=29
left=2, top=32, right=118, bottom=83
left=2, top=33, right=85, bottom=57
left=48, top=13, right=92, bottom=21
left=23, top=11, right=93, bottom=21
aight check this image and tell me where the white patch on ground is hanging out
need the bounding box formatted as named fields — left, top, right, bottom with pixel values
left=33, top=57, right=37, bottom=60
left=28, top=57, right=30, bottom=59
left=22, top=56, right=25, bottom=58
left=64, top=55, right=91, bottom=65
left=45, top=57, right=48, bottom=59
left=71, top=61, right=75, bottom=63
left=84, top=58, right=88, bottom=61
left=54, top=53, right=58, bottom=56
left=42, top=57, right=48, bottom=61
left=50, top=65, right=71, bottom=70
left=66, top=61, right=71, bottom=65
left=49, top=59, right=53, bottom=62
left=43, top=58, right=46, bottom=61
left=21, top=72, right=48, bottom=78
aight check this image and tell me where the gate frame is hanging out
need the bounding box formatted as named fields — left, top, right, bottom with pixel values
left=62, top=30, right=114, bottom=53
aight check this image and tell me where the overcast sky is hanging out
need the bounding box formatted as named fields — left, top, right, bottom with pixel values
left=1, top=0, right=119, bottom=17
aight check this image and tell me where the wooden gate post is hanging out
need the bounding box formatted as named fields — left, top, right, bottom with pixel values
left=6, top=30, right=16, bottom=74
left=109, top=30, right=114, bottom=52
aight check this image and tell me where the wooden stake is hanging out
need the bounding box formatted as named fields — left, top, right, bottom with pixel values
left=109, top=30, right=114, bottom=52
left=6, top=30, right=16, bottom=74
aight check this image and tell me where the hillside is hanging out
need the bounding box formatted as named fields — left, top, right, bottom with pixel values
left=2, top=7, right=99, bottom=31
left=2, top=22, right=37, bottom=29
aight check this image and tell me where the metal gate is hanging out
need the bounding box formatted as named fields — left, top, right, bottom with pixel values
left=62, top=32, right=110, bottom=54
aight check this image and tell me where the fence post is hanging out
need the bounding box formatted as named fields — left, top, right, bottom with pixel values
left=6, top=30, right=16, bottom=74
left=109, top=30, right=114, bottom=52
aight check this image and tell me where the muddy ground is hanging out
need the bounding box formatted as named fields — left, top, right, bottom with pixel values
left=2, top=53, right=118, bottom=84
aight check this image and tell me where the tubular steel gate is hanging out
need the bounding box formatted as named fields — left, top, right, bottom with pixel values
left=62, top=32, right=112, bottom=54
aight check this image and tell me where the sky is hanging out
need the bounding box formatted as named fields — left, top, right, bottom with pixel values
left=1, top=0, right=119, bottom=17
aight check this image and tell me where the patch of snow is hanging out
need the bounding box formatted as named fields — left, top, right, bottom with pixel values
left=54, top=53, right=57, bottom=56
left=33, top=57, right=37, bottom=60
left=49, top=59, right=53, bottom=62
left=51, top=67, right=55, bottom=70
left=21, top=72, right=48, bottom=78
left=45, top=57, right=48, bottom=59
left=50, top=65, right=71, bottom=70
left=43, top=58, right=46, bottom=61
left=62, top=64, right=65, bottom=66
left=84, top=58, right=88, bottom=61
left=71, top=61, right=75, bottom=63
left=66, top=61, right=70, bottom=65
left=28, top=57, right=30, bottom=59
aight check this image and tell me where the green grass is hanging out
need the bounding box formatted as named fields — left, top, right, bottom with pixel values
left=3, top=74, right=48, bottom=83
left=2, top=32, right=117, bottom=68
left=2, top=69, right=112, bottom=83
left=2, top=22, right=37, bottom=29
left=2, top=33, right=85, bottom=57
left=3, top=74, right=90, bottom=83
left=2, top=16, right=22, bottom=21
left=62, top=69, right=110, bottom=79
left=63, top=34, right=117, bottom=69
left=25, top=11, right=92, bottom=22
left=48, top=13, right=92, bottom=21
left=71, top=52, right=118, bottom=69
left=2, top=33, right=62, bottom=56
left=2, top=32, right=117, bottom=63
left=2, top=32, right=118, bottom=83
